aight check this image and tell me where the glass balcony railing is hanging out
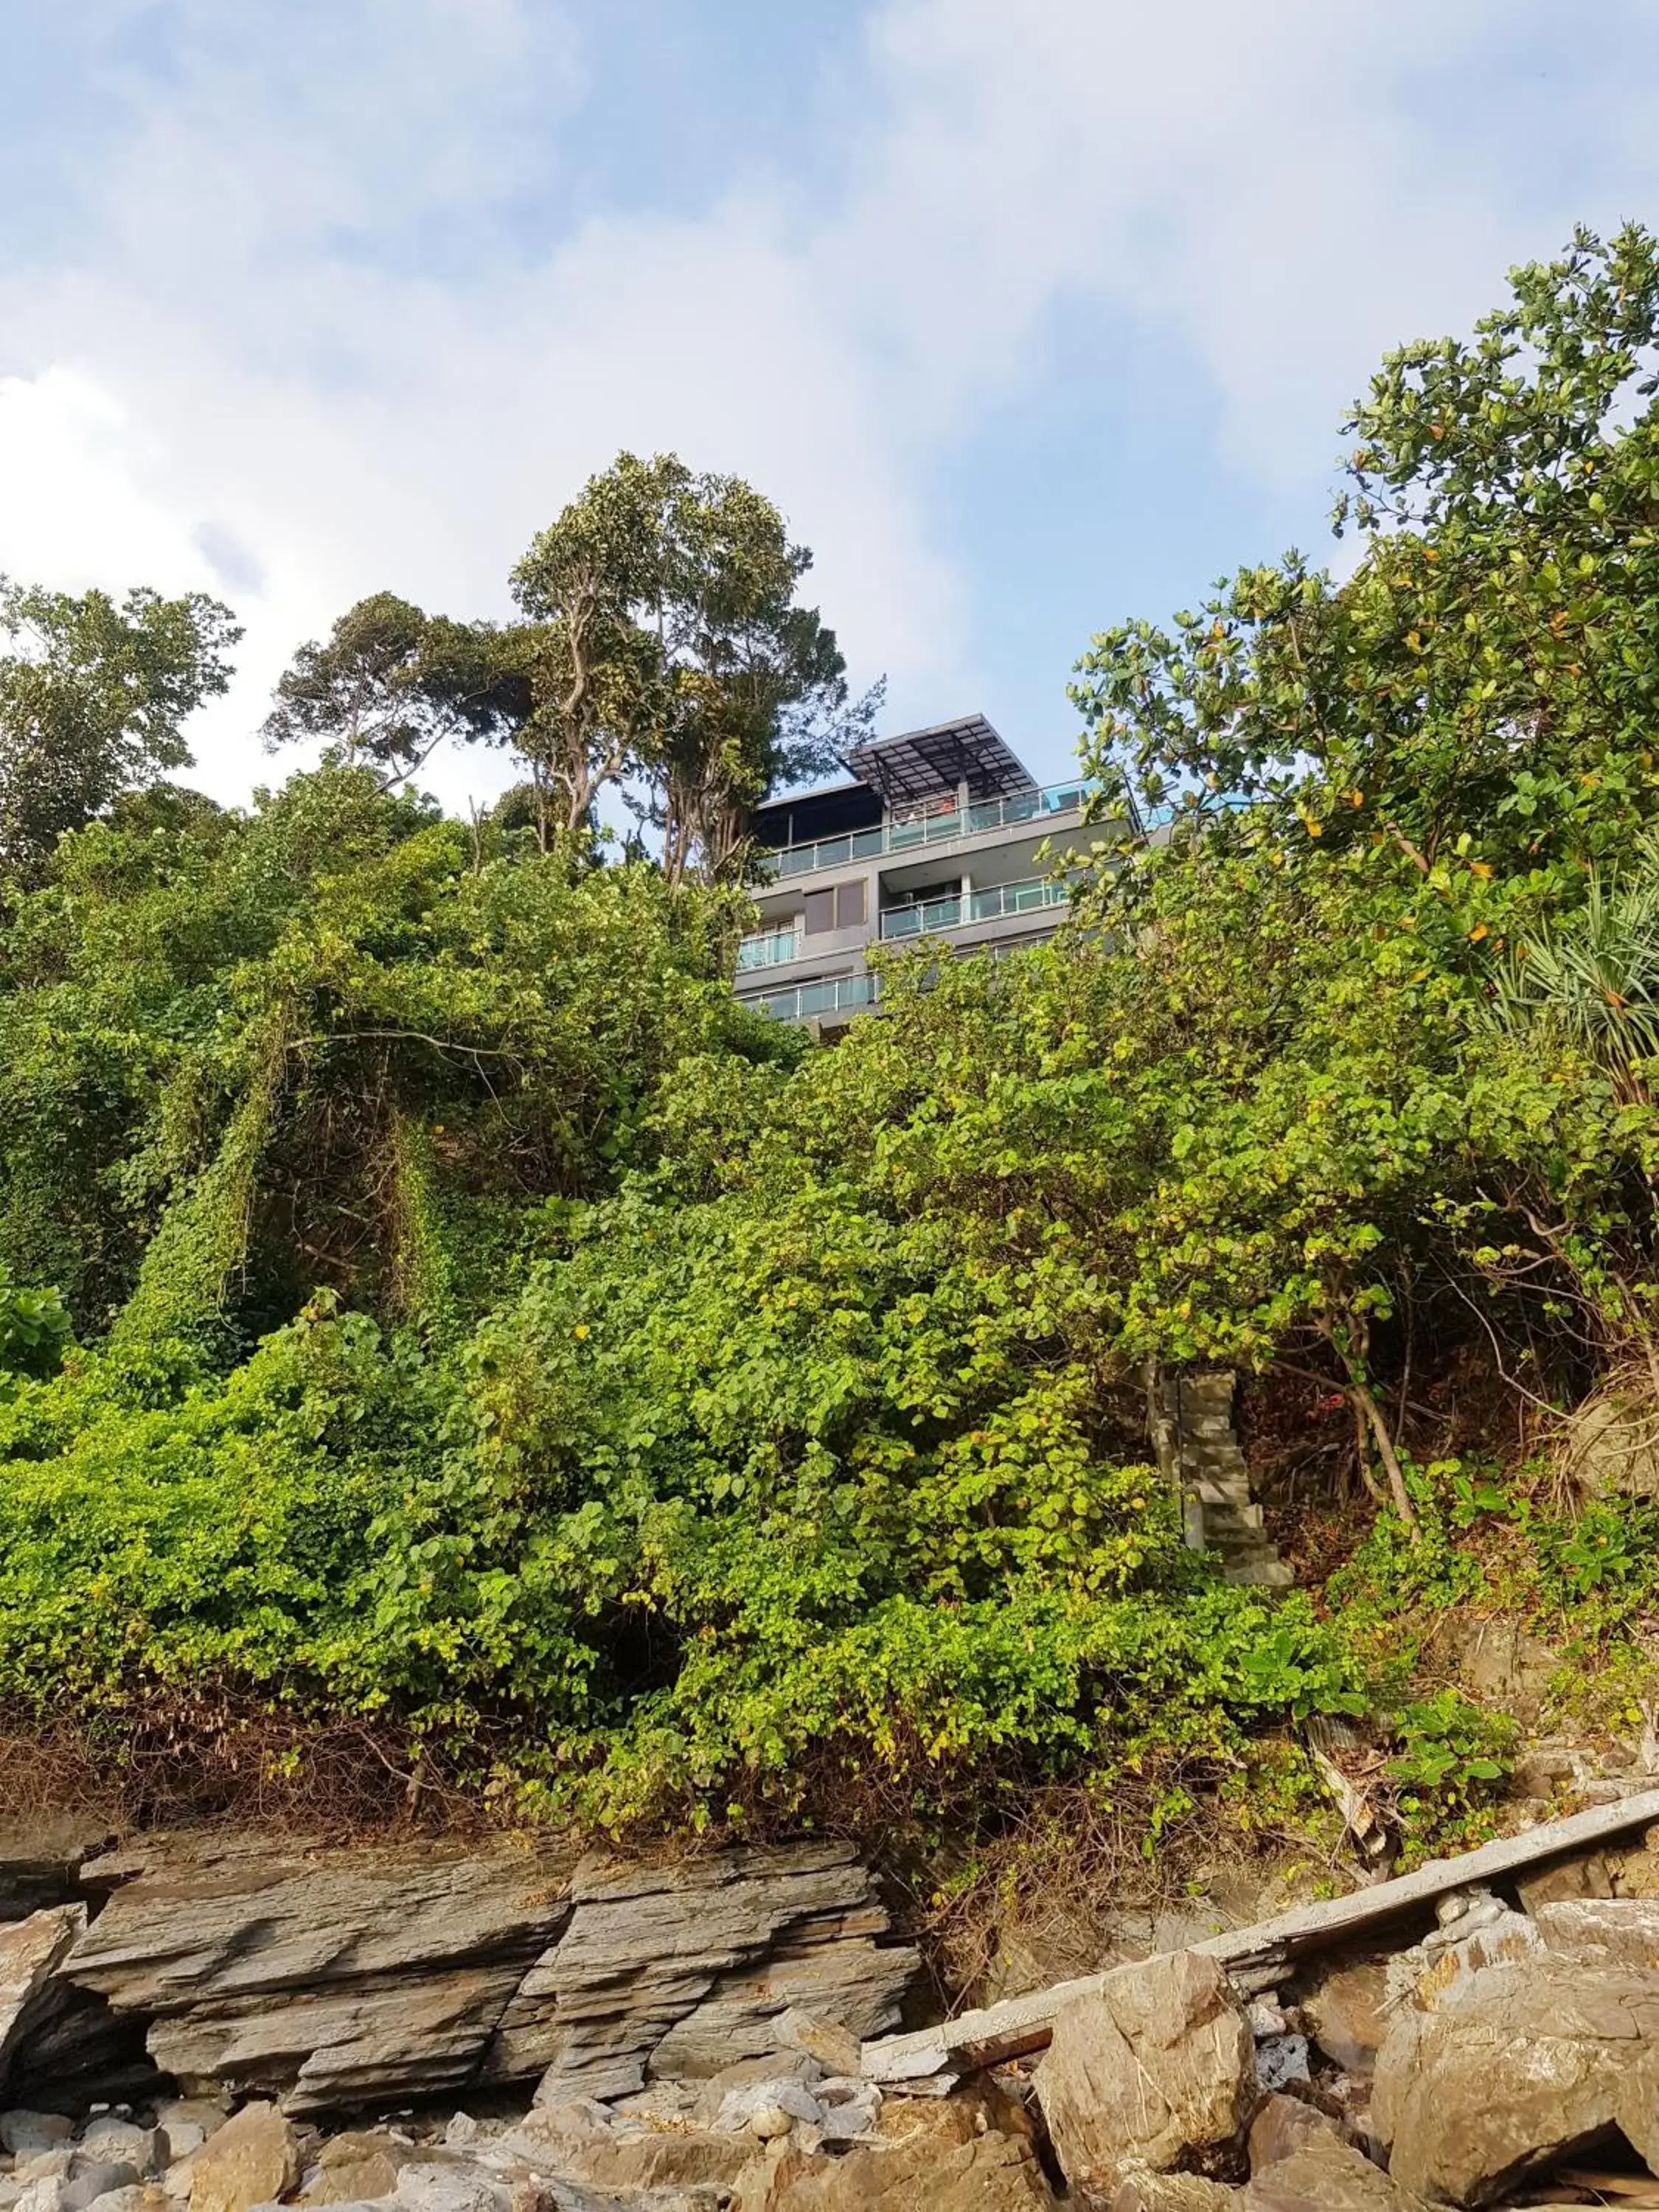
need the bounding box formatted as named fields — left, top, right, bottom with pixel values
left=735, top=925, right=801, bottom=972
left=761, top=779, right=1099, bottom=878
left=740, top=973, right=880, bottom=1023
left=878, top=874, right=1072, bottom=940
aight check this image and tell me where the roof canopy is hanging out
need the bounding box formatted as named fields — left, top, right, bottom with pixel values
left=846, top=714, right=1035, bottom=807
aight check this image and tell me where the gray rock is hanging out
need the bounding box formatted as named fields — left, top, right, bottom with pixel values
left=58, top=2164, right=139, bottom=2212
left=64, top=1835, right=575, bottom=2113
left=72, top=2124, right=159, bottom=2177
left=0, top=1822, right=111, bottom=1924
left=0, top=1910, right=88, bottom=2096
left=713, top=2079, right=822, bottom=2136
left=1253, top=2036, right=1309, bottom=2092
left=59, top=1829, right=912, bottom=2118
left=1, top=2118, right=73, bottom=2158
left=393, top=2165, right=511, bottom=2212
left=521, top=1845, right=917, bottom=2104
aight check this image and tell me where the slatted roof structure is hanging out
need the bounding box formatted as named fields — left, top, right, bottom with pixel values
left=846, top=714, right=1035, bottom=807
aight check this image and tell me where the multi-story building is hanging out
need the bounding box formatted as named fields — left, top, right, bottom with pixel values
left=735, top=713, right=1096, bottom=1026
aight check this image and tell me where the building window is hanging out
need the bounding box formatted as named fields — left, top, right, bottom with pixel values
left=803, top=888, right=836, bottom=935
left=835, top=880, right=866, bottom=929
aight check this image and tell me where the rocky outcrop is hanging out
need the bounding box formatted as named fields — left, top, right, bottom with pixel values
left=1373, top=1938, right=1659, bottom=2204
left=1033, top=1950, right=1254, bottom=2194
left=516, top=1846, right=917, bottom=2103
left=21, top=1831, right=917, bottom=2118
left=62, top=1834, right=577, bottom=2112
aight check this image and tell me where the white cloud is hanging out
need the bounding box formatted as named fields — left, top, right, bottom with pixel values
left=1, top=0, right=1656, bottom=806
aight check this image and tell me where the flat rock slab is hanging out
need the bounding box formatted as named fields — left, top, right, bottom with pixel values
left=65, top=1832, right=577, bottom=2111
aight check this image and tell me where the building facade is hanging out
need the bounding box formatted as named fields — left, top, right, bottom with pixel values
left=737, top=714, right=1094, bottom=1026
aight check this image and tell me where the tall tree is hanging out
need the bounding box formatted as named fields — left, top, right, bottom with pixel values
left=508, top=454, right=675, bottom=846
left=512, top=453, right=872, bottom=876
left=0, top=577, right=239, bottom=884
left=263, top=593, right=526, bottom=788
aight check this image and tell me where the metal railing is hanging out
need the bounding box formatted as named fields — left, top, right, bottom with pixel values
left=760, top=779, right=1099, bottom=878
left=739, top=972, right=880, bottom=1023
left=878, top=874, right=1072, bottom=940
left=735, top=925, right=801, bottom=973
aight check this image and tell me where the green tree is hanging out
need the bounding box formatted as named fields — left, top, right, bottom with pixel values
left=512, top=453, right=869, bottom=876
left=263, top=592, right=526, bottom=788
left=0, top=577, right=240, bottom=884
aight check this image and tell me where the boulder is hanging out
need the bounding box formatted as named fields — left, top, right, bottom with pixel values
left=1559, top=1385, right=1659, bottom=1500
left=392, top=2166, right=509, bottom=2212
left=1534, top=1896, right=1659, bottom=1969
left=187, top=2105, right=300, bottom=2212
left=299, top=2131, right=412, bottom=2205
left=499, top=2101, right=762, bottom=2199
left=1515, top=1848, right=1619, bottom=1913
left=1111, top=2179, right=1239, bottom=2211
left=1374, top=1951, right=1659, bottom=2204
left=0, top=1910, right=87, bottom=2090
left=2, top=2115, right=74, bottom=2157
left=1298, top=1960, right=1388, bottom=2076
left=764, top=2125, right=1053, bottom=2211
left=58, top=2165, right=141, bottom=2212
left=1246, top=2096, right=1345, bottom=2172
left=713, top=2079, right=823, bottom=2137
left=1033, top=1951, right=1253, bottom=2195
left=521, top=1846, right=917, bottom=2103
left=74, top=2125, right=162, bottom=2177
left=1242, top=2132, right=1426, bottom=2211
left=773, top=2008, right=861, bottom=2079
left=692, top=2054, right=823, bottom=2124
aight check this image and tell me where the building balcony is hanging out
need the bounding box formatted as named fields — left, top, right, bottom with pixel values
left=759, top=779, right=1100, bottom=879
left=878, top=874, right=1073, bottom=941
left=735, top=924, right=801, bottom=972
left=739, top=972, right=880, bottom=1023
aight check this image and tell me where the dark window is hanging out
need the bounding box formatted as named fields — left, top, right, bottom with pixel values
left=804, top=888, right=835, bottom=935
left=835, top=880, right=866, bottom=929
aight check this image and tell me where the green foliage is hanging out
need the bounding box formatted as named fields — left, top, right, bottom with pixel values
left=1387, top=1690, right=1517, bottom=1861
left=0, top=1266, right=70, bottom=1390
left=263, top=593, right=525, bottom=787
left=11, top=229, right=1659, bottom=1854
left=0, top=577, right=239, bottom=884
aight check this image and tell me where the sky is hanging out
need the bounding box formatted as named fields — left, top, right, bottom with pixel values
left=1, top=0, right=1658, bottom=810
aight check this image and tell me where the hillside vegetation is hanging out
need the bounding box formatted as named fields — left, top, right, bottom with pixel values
left=4, top=226, right=1659, bottom=1874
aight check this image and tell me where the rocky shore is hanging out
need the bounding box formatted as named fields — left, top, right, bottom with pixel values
left=5, top=1806, right=1659, bottom=2210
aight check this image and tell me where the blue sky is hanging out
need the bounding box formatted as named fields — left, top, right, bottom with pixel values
left=2, top=0, right=1658, bottom=804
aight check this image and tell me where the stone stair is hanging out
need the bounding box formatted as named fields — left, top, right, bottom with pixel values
left=1155, top=1369, right=1293, bottom=1588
